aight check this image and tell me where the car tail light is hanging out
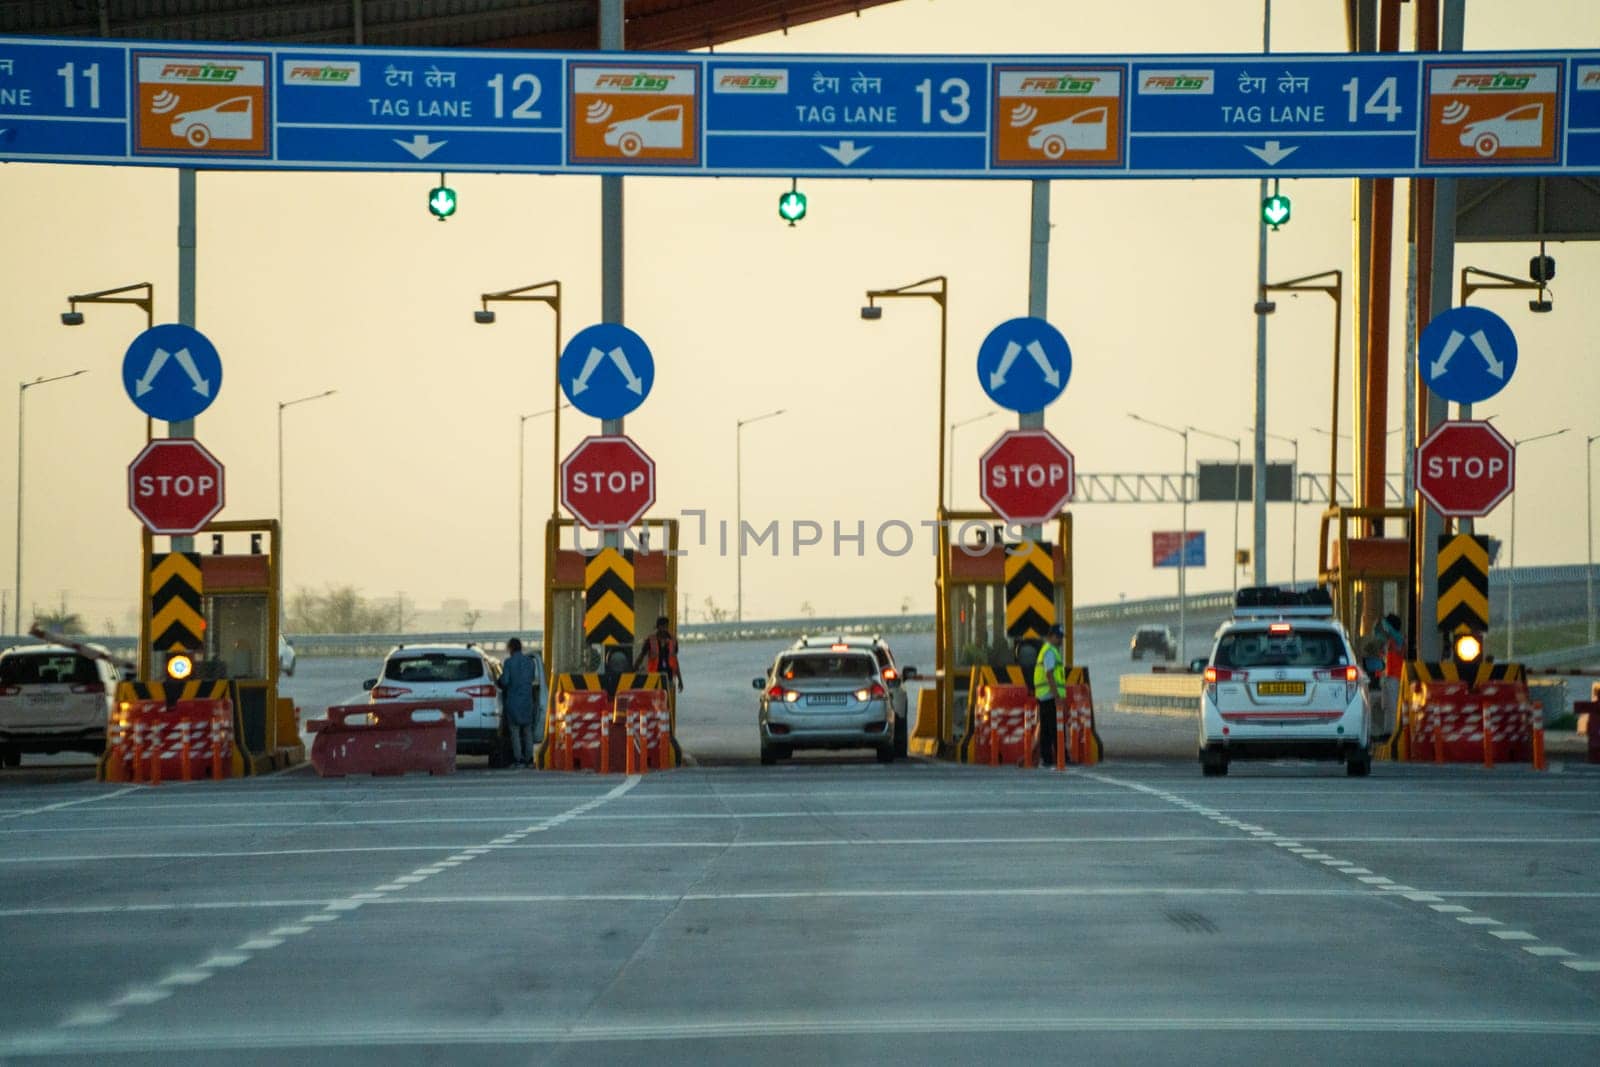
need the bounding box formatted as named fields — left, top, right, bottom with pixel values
left=70, top=682, right=105, bottom=695
left=371, top=685, right=411, bottom=700
left=767, top=685, right=801, bottom=704
left=457, top=684, right=499, bottom=698
left=1269, top=622, right=1292, bottom=634
left=882, top=667, right=898, bottom=682
left=0, top=685, right=18, bottom=696
left=830, top=643, right=850, bottom=651
left=1316, top=665, right=1361, bottom=702
left=1203, top=666, right=1240, bottom=700
left=853, top=682, right=887, bottom=701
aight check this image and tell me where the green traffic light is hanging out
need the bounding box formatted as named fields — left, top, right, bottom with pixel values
left=778, top=189, right=807, bottom=225
left=429, top=185, right=457, bottom=220
left=1261, top=193, right=1291, bottom=230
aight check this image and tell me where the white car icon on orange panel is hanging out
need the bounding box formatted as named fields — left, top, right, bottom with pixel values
left=1459, top=102, right=1544, bottom=158
left=603, top=104, right=684, bottom=157
left=169, top=95, right=255, bottom=148
left=1026, top=107, right=1109, bottom=159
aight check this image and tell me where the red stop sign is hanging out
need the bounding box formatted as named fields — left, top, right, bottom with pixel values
left=980, top=429, right=1076, bottom=526
left=560, top=435, right=656, bottom=529
left=127, top=438, right=226, bottom=535
left=1415, top=420, right=1516, bottom=517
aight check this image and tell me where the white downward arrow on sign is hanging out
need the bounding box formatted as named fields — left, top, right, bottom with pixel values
left=1468, top=329, right=1505, bottom=379
left=134, top=348, right=172, bottom=397
left=1025, top=340, right=1060, bottom=388
left=821, top=140, right=873, bottom=166
left=569, top=347, right=607, bottom=395
left=172, top=348, right=211, bottom=396
left=1244, top=140, right=1299, bottom=166
left=988, top=341, right=1022, bottom=390
left=608, top=347, right=644, bottom=394
left=394, top=134, right=447, bottom=160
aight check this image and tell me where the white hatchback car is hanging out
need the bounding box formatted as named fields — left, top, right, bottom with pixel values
left=0, top=643, right=119, bottom=767
left=365, top=644, right=542, bottom=768
left=1198, top=588, right=1372, bottom=777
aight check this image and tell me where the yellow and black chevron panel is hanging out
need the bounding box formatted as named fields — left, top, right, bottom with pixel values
left=584, top=548, right=635, bottom=647
left=1404, top=660, right=1525, bottom=687
left=1437, top=534, right=1490, bottom=635
left=557, top=671, right=662, bottom=695
left=149, top=552, right=205, bottom=651
left=118, top=679, right=230, bottom=703
left=1004, top=541, right=1055, bottom=640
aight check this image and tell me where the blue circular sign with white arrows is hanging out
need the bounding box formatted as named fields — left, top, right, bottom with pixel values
left=121, top=324, right=223, bottom=422
left=976, top=317, right=1072, bottom=413
left=560, top=323, right=655, bottom=420
left=1419, top=305, right=1518, bottom=405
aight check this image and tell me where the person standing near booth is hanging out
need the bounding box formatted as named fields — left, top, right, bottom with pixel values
left=634, top=616, right=685, bottom=693
left=1033, top=624, right=1067, bottom=765
left=498, top=637, right=539, bottom=768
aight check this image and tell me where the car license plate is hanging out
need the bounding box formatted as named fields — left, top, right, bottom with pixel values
left=26, top=692, right=65, bottom=705
left=1255, top=681, right=1306, bottom=697
left=807, top=694, right=847, bottom=706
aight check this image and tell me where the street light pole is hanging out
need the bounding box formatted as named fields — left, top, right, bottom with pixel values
left=1588, top=434, right=1599, bottom=645
left=1254, top=428, right=1299, bottom=586
left=1190, top=424, right=1242, bottom=597
left=60, top=281, right=155, bottom=440
left=15, top=370, right=89, bottom=634
left=1507, top=427, right=1570, bottom=659
left=736, top=409, right=786, bottom=624
left=1129, top=413, right=1190, bottom=660
left=861, top=277, right=949, bottom=513
left=948, top=412, right=998, bottom=510
left=277, top=389, right=337, bottom=605
left=517, top=404, right=569, bottom=632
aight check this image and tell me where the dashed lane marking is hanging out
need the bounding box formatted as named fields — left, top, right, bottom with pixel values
left=1082, top=770, right=1598, bottom=979
left=50, top=777, right=640, bottom=1030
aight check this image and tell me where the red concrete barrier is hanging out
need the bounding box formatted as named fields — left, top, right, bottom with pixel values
left=307, top=700, right=469, bottom=778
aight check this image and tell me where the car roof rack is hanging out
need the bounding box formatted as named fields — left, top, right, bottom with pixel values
left=1232, top=585, right=1335, bottom=620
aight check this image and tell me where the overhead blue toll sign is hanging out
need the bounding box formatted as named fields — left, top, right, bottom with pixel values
left=275, top=51, right=565, bottom=170
left=4, top=36, right=1600, bottom=180
left=560, top=323, right=655, bottom=420
left=1127, top=57, right=1421, bottom=176
left=121, top=323, right=223, bottom=422
left=703, top=59, right=989, bottom=175
left=976, top=317, right=1072, bottom=414
left=1419, top=305, right=1518, bottom=405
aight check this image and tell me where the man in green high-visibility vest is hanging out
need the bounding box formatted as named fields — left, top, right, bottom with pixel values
left=1032, top=624, right=1067, bottom=765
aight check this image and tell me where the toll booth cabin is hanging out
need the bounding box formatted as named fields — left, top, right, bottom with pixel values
left=935, top=512, right=1085, bottom=760
left=114, top=519, right=301, bottom=778
left=1317, top=505, right=1413, bottom=646
left=540, top=518, right=680, bottom=771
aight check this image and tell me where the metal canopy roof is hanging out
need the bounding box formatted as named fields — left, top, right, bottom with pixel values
left=0, top=1, right=898, bottom=52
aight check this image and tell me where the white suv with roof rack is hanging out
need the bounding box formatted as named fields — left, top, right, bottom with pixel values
left=1197, top=586, right=1372, bottom=778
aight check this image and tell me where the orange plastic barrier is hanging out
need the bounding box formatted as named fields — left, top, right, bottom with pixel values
left=106, top=699, right=234, bottom=784
left=306, top=700, right=469, bottom=778
left=617, top=689, right=671, bottom=773
left=1408, top=680, right=1539, bottom=768
left=972, top=684, right=1037, bottom=768
left=549, top=690, right=612, bottom=772
left=1062, top=683, right=1099, bottom=767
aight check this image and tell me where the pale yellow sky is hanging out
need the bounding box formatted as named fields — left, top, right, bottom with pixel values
left=4, top=0, right=1599, bottom=628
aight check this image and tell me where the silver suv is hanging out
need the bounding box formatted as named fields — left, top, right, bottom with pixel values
left=753, top=644, right=896, bottom=765
left=0, top=643, right=120, bottom=767
left=790, top=634, right=917, bottom=756
left=365, top=643, right=542, bottom=768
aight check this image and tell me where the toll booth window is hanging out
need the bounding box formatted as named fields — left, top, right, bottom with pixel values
left=0, top=652, right=97, bottom=685
left=385, top=654, right=482, bottom=683
left=1215, top=630, right=1347, bottom=670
